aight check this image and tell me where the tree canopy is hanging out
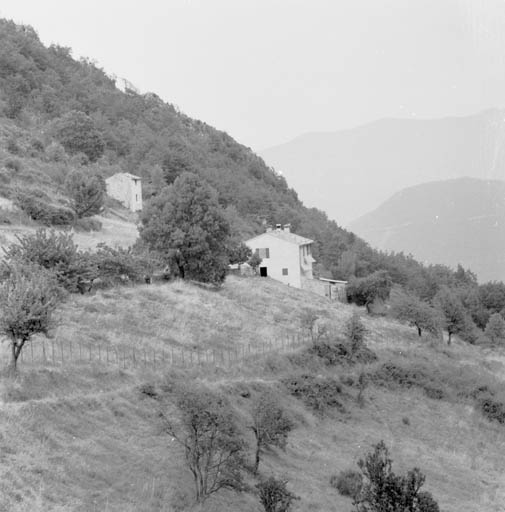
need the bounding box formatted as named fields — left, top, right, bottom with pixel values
left=139, top=172, right=231, bottom=284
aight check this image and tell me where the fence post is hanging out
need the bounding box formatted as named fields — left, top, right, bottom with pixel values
left=132, top=347, right=135, bottom=368
left=79, top=342, right=82, bottom=360
left=42, top=339, right=46, bottom=363
left=153, top=349, right=156, bottom=370
left=30, top=339, right=34, bottom=363
left=69, top=340, right=73, bottom=361
left=60, top=341, right=64, bottom=365
left=89, top=344, right=92, bottom=362
left=52, top=340, right=55, bottom=364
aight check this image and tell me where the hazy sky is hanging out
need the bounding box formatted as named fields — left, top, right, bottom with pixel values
left=1, top=0, right=505, bottom=149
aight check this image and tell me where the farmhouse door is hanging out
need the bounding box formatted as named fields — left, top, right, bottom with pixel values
left=260, top=267, right=268, bottom=277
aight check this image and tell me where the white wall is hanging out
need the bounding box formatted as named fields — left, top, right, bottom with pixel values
left=246, top=233, right=302, bottom=288
left=106, top=174, right=142, bottom=212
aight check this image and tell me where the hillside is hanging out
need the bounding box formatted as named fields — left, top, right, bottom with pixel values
left=260, top=110, right=505, bottom=225
left=349, top=178, right=505, bottom=282
left=1, top=277, right=505, bottom=511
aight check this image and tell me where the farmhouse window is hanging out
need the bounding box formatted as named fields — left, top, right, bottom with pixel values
left=255, top=248, right=270, bottom=259
left=282, top=268, right=288, bottom=275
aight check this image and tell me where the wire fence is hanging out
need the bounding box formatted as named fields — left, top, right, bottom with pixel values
left=13, top=333, right=312, bottom=372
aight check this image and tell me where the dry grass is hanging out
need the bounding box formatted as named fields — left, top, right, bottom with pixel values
left=1, top=276, right=505, bottom=511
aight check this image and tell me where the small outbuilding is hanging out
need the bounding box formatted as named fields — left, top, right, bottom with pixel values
left=105, top=172, right=142, bottom=212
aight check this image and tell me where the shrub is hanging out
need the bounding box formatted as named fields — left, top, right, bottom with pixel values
left=370, top=362, right=445, bottom=400
left=164, top=386, right=246, bottom=502
left=308, top=336, right=376, bottom=366
left=92, top=243, right=161, bottom=285
left=478, top=396, right=505, bottom=424
left=355, top=441, right=440, bottom=512
left=3, top=229, right=95, bottom=293
left=45, top=141, right=67, bottom=162
left=5, top=158, right=22, bottom=173
left=282, top=374, right=346, bottom=415
left=14, top=191, right=75, bottom=226
left=330, top=470, right=362, bottom=499
left=344, top=312, right=368, bottom=352
left=257, top=477, right=298, bottom=512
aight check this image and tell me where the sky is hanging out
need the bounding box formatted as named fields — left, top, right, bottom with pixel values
left=1, top=0, right=505, bottom=150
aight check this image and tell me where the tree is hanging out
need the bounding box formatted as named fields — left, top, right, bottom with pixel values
left=347, top=271, right=393, bottom=314
left=65, top=169, right=106, bottom=218
left=164, top=387, right=246, bottom=502
left=390, top=291, right=441, bottom=338
left=354, top=441, right=439, bottom=512
left=248, top=252, right=263, bottom=274
left=139, top=173, right=231, bottom=285
left=0, top=265, right=60, bottom=372
left=257, top=477, right=298, bottom=512
left=250, top=391, right=293, bottom=474
left=485, top=313, right=505, bottom=344
left=54, top=110, right=104, bottom=162
left=228, top=241, right=252, bottom=270
left=434, top=286, right=467, bottom=345
left=3, top=229, right=95, bottom=293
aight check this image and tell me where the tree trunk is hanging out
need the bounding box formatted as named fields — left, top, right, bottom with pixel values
left=10, top=339, right=24, bottom=374
left=253, top=441, right=261, bottom=475
left=417, top=326, right=422, bottom=337
left=447, top=332, right=452, bottom=345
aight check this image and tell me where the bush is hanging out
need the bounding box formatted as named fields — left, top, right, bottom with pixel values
left=355, top=441, right=440, bottom=512
left=92, top=243, right=162, bottom=286
left=308, top=336, right=377, bottom=366
left=257, top=477, right=298, bottom=512
left=282, top=374, right=346, bottom=415
left=14, top=191, right=75, bottom=226
left=371, top=362, right=445, bottom=400
left=5, top=157, right=22, bottom=172
left=330, top=470, right=362, bottom=499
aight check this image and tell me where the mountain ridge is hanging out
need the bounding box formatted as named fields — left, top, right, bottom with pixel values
left=261, top=109, right=505, bottom=225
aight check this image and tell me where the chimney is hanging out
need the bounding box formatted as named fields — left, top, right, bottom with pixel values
left=266, top=227, right=273, bottom=232
left=275, top=224, right=282, bottom=231
left=283, top=224, right=291, bottom=233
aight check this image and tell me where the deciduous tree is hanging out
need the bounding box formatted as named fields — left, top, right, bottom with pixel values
left=390, top=291, right=441, bottom=338
left=140, top=172, right=231, bottom=285
left=347, top=271, right=393, bottom=314
left=164, top=387, right=246, bottom=502
left=250, top=391, right=293, bottom=474
left=0, top=264, right=60, bottom=372
left=65, top=169, right=105, bottom=218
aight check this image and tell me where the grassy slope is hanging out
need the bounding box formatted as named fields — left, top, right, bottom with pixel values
left=0, top=277, right=505, bottom=511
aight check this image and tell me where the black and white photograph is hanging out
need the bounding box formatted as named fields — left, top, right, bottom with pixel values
left=0, top=1, right=504, bottom=510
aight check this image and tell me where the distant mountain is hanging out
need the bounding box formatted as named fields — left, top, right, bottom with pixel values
left=260, top=111, right=505, bottom=225
left=348, top=177, right=505, bottom=282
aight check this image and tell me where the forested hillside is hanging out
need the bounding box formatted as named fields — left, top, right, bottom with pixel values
left=0, top=18, right=504, bottom=331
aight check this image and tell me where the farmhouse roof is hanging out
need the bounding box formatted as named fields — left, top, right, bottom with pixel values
left=247, top=230, right=313, bottom=246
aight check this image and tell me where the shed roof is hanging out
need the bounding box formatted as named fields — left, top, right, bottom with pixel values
left=246, top=230, right=313, bottom=246
left=106, top=172, right=141, bottom=181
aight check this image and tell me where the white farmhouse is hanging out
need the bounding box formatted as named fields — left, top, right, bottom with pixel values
left=105, top=173, right=142, bottom=212
left=245, top=224, right=315, bottom=289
